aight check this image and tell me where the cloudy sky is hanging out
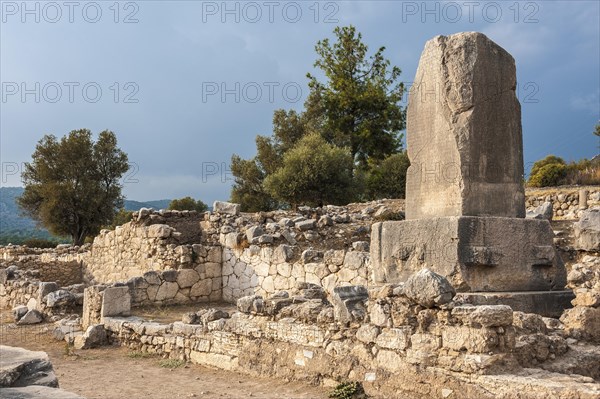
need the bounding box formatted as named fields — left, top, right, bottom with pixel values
left=1, top=0, right=599, bottom=204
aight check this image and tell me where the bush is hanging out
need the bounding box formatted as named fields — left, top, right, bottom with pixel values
left=264, top=133, right=355, bottom=207
left=329, top=381, right=366, bottom=399
left=528, top=163, right=568, bottom=187
left=365, top=152, right=410, bottom=199
left=528, top=155, right=600, bottom=187
left=168, top=197, right=208, bottom=212
left=22, top=238, right=59, bottom=249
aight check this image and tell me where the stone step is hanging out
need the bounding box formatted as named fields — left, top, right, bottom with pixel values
left=455, top=290, right=575, bottom=318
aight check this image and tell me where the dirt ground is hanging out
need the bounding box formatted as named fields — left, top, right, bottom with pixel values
left=0, top=315, right=328, bottom=399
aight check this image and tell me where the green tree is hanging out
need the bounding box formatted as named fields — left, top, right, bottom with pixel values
left=306, top=25, right=406, bottom=172
left=230, top=155, right=275, bottom=212
left=231, top=110, right=309, bottom=211
left=366, top=152, right=410, bottom=199
left=594, top=122, right=600, bottom=137
left=264, top=134, right=354, bottom=208
left=230, top=25, right=406, bottom=209
left=104, top=208, right=134, bottom=230
left=168, top=196, right=208, bottom=212
left=18, top=129, right=129, bottom=245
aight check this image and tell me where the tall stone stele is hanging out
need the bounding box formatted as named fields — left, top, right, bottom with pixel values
left=371, top=32, right=572, bottom=316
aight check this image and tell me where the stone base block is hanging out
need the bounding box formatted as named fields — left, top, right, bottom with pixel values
left=370, top=216, right=567, bottom=292
left=455, top=290, right=575, bottom=318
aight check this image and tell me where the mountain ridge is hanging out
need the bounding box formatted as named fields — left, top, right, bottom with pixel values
left=0, top=186, right=172, bottom=244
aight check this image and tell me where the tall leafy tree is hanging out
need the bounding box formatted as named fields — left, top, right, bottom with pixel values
left=231, top=110, right=310, bottom=211
left=18, top=129, right=129, bottom=245
left=230, top=25, right=407, bottom=210
left=306, top=25, right=406, bottom=172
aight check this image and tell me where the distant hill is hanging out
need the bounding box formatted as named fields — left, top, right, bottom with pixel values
left=0, top=187, right=172, bottom=245
left=123, top=199, right=172, bottom=211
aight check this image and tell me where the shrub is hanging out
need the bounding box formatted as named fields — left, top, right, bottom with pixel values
left=365, top=152, right=410, bottom=199
left=329, top=381, right=366, bottom=399
left=528, top=163, right=568, bottom=187
left=264, top=133, right=355, bottom=207
left=168, top=197, right=208, bottom=212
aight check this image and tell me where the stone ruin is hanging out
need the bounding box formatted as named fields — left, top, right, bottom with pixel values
left=2, top=32, right=600, bottom=399
left=371, top=32, right=572, bottom=317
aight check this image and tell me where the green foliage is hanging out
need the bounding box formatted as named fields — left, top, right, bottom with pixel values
left=17, top=129, right=129, bottom=246
left=264, top=134, right=354, bottom=207
left=22, top=238, right=59, bottom=249
left=329, top=381, right=366, bottom=399
left=528, top=163, right=568, bottom=188
left=104, top=208, right=134, bottom=230
left=594, top=122, right=600, bottom=137
left=168, top=196, right=208, bottom=212
left=365, top=152, right=410, bottom=199
left=307, top=25, right=406, bottom=171
left=230, top=155, right=276, bottom=212
left=528, top=155, right=600, bottom=187
left=230, top=26, right=406, bottom=210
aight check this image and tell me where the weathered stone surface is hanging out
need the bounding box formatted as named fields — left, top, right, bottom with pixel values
left=45, top=290, right=75, bottom=307
left=0, top=346, right=58, bottom=387
left=16, top=310, right=43, bottom=326
left=237, top=295, right=263, bottom=314
left=176, top=269, right=199, bottom=288
left=403, top=269, right=455, bottom=308
left=295, top=219, right=316, bottom=231
left=154, top=282, right=178, bottom=301
left=526, top=202, right=553, bottom=221
left=356, top=324, right=380, bottom=344
left=101, top=286, right=131, bottom=318
left=405, top=32, right=525, bottom=219
left=560, top=306, right=600, bottom=341
left=246, top=226, right=265, bottom=242
left=371, top=217, right=567, bottom=292
left=38, top=282, right=59, bottom=299
left=574, top=208, right=600, bottom=251
left=332, top=285, right=368, bottom=324
left=457, top=291, right=575, bottom=318
left=213, top=201, right=240, bottom=215
left=73, top=324, right=107, bottom=350
left=12, top=306, right=28, bottom=322
left=452, top=305, right=513, bottom=327
left=147, top=224, right=171, bottom=238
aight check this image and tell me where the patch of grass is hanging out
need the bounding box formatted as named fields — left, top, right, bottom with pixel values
left=127, top=351, right=154, bottom=359
left=158, top=358, right=186, bottom=369
left=63, top=342, right=77, bottom=357
left=329, top=381, right=366, bottom=399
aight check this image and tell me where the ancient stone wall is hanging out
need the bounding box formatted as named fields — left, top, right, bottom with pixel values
left=525, top=187, right=600, bottom=219
left=0, top=245, right=85, bottom=286
left=101, top=275, right=600, bottom=399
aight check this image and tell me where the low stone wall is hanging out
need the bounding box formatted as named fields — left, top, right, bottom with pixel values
left=0, top=271, right=83, bottom=318
left=0, top=245, right=85, bottom=287
left=101, top=280, right=600, bottom=399
left=221, top=245, right=370, bottom=302
left=525, top=186, right=600, bottom=219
